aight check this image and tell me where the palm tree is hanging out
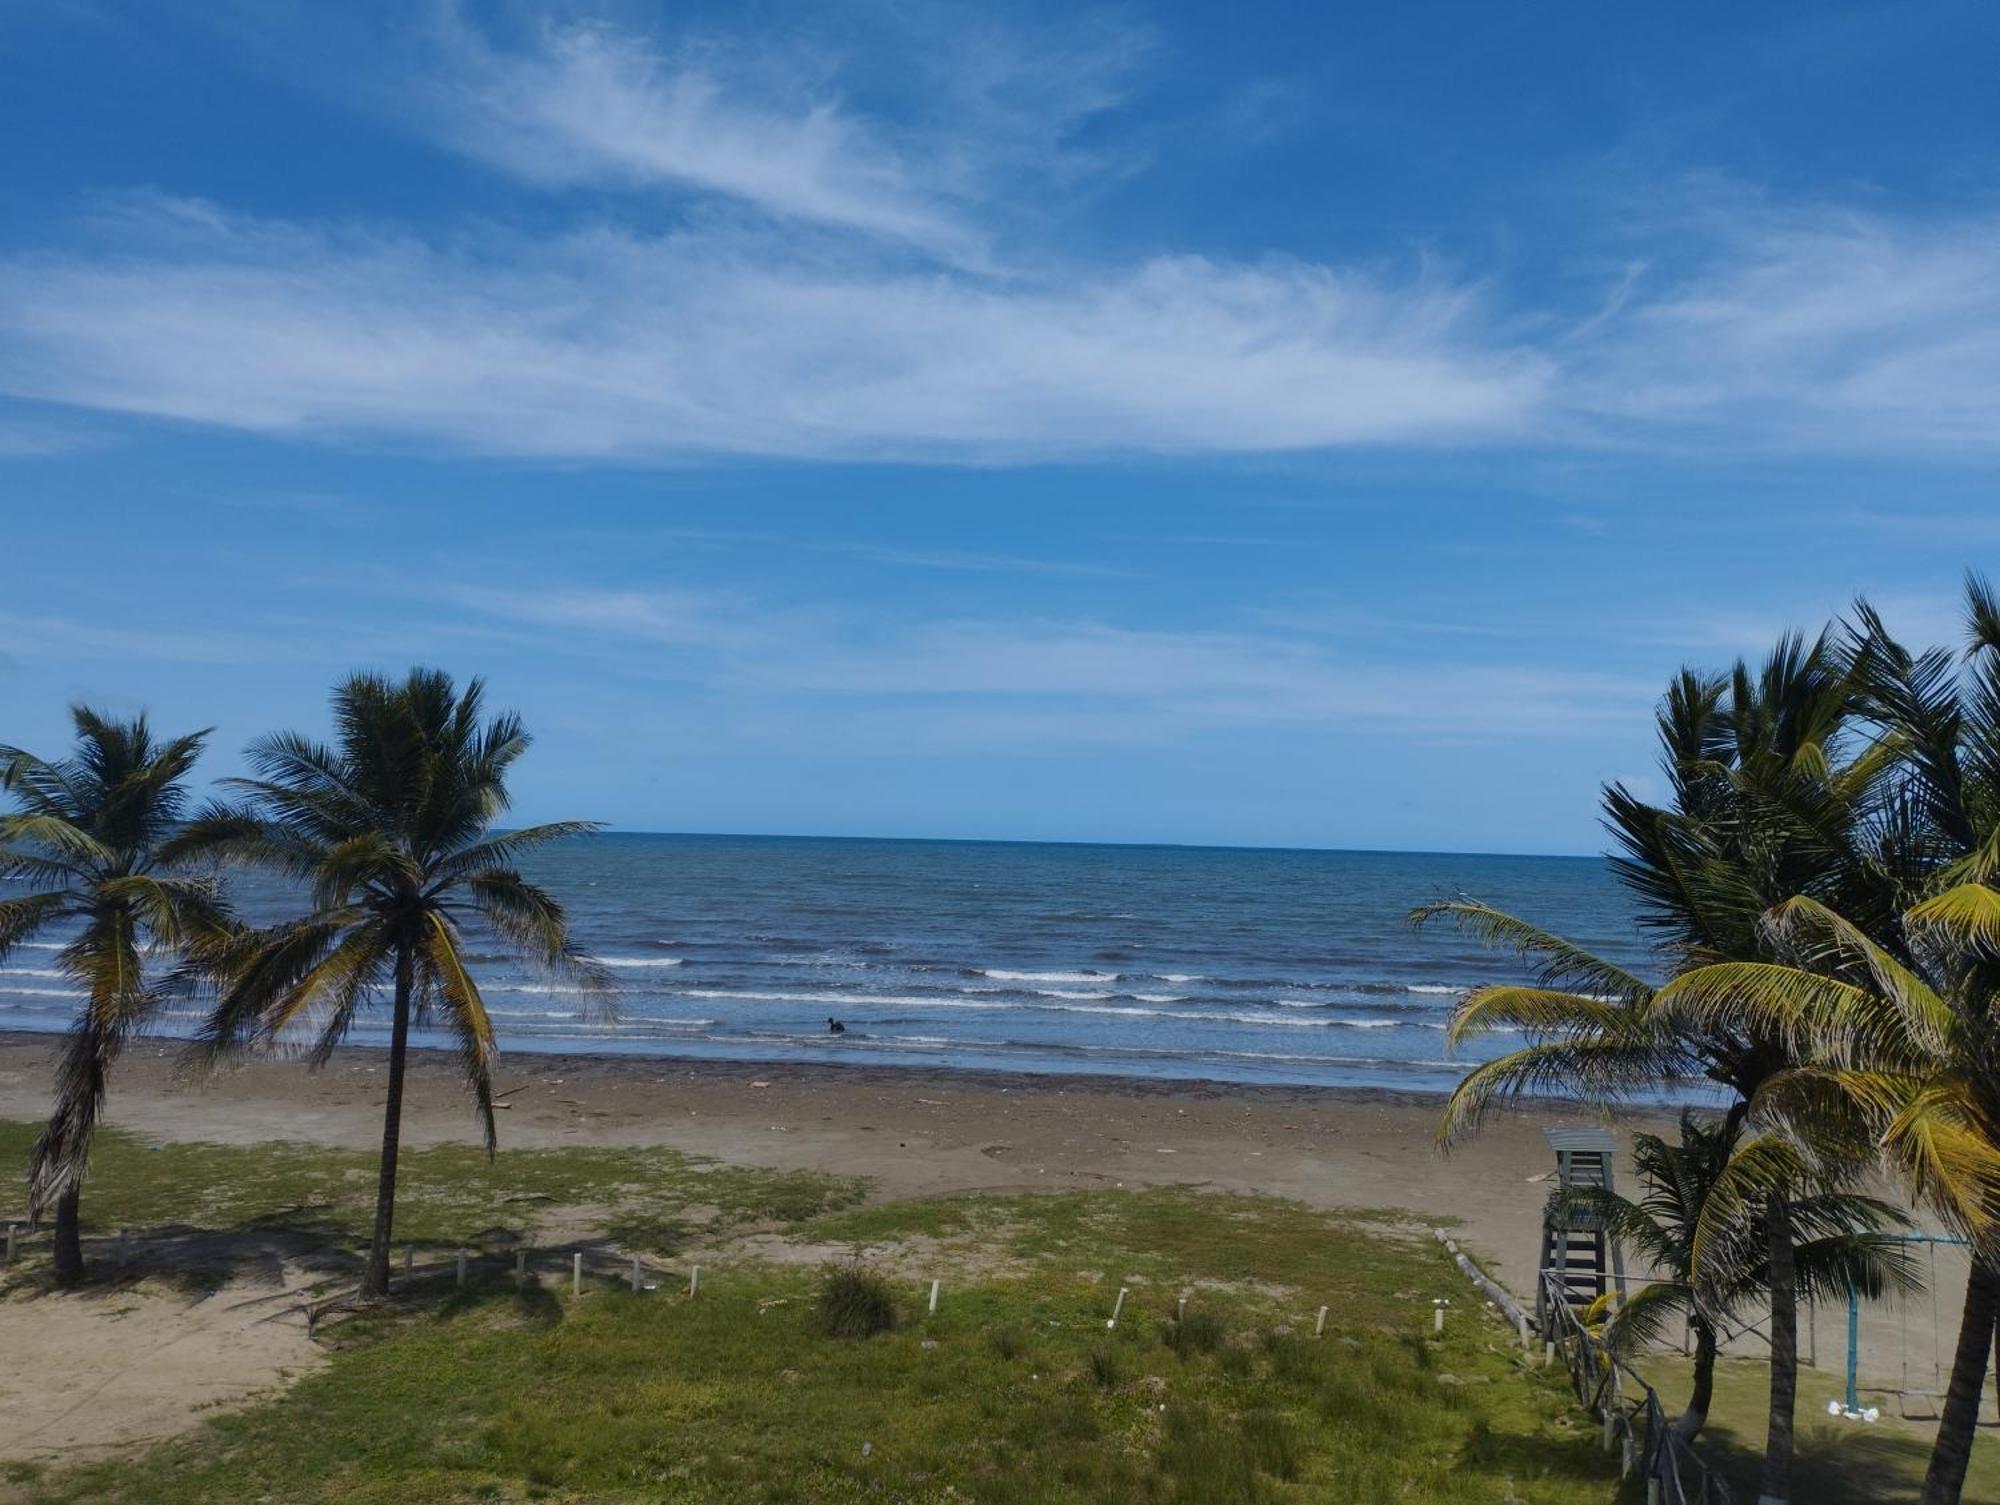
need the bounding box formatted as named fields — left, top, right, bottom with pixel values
left=1414, top=630, right=1906, bottom=1505
left=1649, top=579, right=2000, bottom=1505
left=1568, top=1111, right=1918, bottom=1444
left=0, top=709, right=226, bottom=1286
left=179, top=669, right=606, bottom=1296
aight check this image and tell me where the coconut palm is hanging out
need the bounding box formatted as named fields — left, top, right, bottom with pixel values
left=177, top=669, right=607, bottom=1296
left=1414, top=629, right=1907, bottom=1505
left=1567, top=1110, right=1918, bottom=1443
left=1649, top=579, right=2000, bottom=1505
left=0, top=709, right=227, bottom=1286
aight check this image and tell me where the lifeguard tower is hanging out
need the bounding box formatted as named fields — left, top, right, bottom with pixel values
left=1535, top=1127, right=1628, bottom=1330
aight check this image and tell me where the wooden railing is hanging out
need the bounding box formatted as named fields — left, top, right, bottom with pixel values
left=1538, top=1270, right=1735, bottom=1505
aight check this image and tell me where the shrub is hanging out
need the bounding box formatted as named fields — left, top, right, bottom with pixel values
left=817, top=1263, right=897, bottom=1338
left=1087, top=1345, right=1124, bottom=1389
left=1164, top=1308, right=1226, bottom=1359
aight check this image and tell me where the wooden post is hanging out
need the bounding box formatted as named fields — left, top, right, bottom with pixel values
left=456, top=1249, right=467, bottom=1287
left=1433, top=1299, right=1446, bottom=1334
left=1516, top=1313, right=1531, bottom=1349
left=1106, top=1287, right=1128, bottom=1330
left=630, top=1254, right=642, bottom=1293
left=689, top=1265, right=700, bottom=1297
left=572, top=1252, right=583, bottom=1297
left=4, top=1223, right=14, bottom=1264
left=927, top=1279, right=940, bottom=1315
left=1177, top=1293, right=1187, bottom=1322
left=516, top=1249, right=528, bottom=1283
left=119, top=1229, right=130, bottom=1265
left=1314, top=1305, right=1328, bottom=1337
left=403, top=1246, right=414, bottom=1273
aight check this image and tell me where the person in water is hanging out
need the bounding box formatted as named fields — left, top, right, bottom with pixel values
left=827, top=1017, right=846, bottom=1035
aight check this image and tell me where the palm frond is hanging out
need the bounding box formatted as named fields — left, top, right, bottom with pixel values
left=1409, top=899, right=1654, bottom=1002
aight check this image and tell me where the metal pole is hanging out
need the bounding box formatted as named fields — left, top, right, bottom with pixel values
left=1846, top=1279, right=1860, bottom=1412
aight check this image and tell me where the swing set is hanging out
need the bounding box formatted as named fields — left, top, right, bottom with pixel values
left=1829, top=1232, right=1968, bottom=1423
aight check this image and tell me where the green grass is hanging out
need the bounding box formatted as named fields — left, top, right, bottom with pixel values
left=1635, top=1350, right=2000, bottom=1504
left=23, top=1247, right=1610, bottom=1505
left=0, top=1121, right=1617, bottom=1504
left=0, top=1120, right=866, bottom=1256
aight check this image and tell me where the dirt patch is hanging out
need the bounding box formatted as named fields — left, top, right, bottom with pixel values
left=0, top=1273, right=322, bottom=1461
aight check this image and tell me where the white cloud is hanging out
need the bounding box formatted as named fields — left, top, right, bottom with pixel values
left=1573, top=198, right=2000, bottom=452
left=423, top=15, right=978, bottom=259
left=434, top=584, right=1649, bottom=746
left=0, top=199, right=1547, bottom=461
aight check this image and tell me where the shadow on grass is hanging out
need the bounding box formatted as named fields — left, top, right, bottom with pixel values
left=1688, top=1418, right=1941, bottom=1505
left=1455, top=1419, right=1645, bottom=1495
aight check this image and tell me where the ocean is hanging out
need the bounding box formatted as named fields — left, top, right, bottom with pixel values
left=0, top=833, right=1652, bottom=1093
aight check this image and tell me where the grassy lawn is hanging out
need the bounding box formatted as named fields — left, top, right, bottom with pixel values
left=0, top=1120, right=868, bottom=1257
left=1634, top=1351, right=2000, bottom=1504
left=0, top=1121, right=1621, bottom=1504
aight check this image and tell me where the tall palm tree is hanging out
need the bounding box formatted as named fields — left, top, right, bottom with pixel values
left=0, top=709, right=226, bottom=1286
left=179, top=669, right=606, bottom=1296
left=1652, top=579, right=2000, bottom=1504
left=1568, top=1111, right=1917, bottom=1444
left=1414, top=630, right=1905, bottom=1505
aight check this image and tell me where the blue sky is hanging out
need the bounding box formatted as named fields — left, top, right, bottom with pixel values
left=1, top=1, right=1996, bottom=854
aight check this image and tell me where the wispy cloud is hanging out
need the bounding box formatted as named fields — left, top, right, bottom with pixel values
left=1572, top=194, right=2000, bottom=453
left=432, top=581, right=1649, bottom=747
left=0, top=197, right=1545, bottom=461
left=421, top=14, right=978, bottom=259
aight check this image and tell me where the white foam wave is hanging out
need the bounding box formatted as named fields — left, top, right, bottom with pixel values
left=983, top=969, right=1108, bottom=983
left=588, top=956, right=685, bottom=969
left=1038, top=989, right=1115, bottom=1000
left=1404, top=984, right=1460, bottom=995
left=0, top=968, right=66, bottom=979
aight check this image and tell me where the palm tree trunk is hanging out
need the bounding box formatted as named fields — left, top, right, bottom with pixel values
left=1922, top=1256, right=2000, bottom=1505
left=1759, top=1191, right=1798, bottom=1505
left=49, top=1185, right=84, bottom=1288
left=1676, top=1317, right=1717, bottom=1441
left=362, top=941, right=415, bottom=1297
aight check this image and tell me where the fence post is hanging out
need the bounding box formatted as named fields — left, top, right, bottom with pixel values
left=573, top=1252, right=583, bottom=1297
left=928, top=1279, right=940, bottom=1315
left=516, top=1249, right=528, bottom=1283
left=456, top=1249, right=467, bottom=1287
left=689, top=1265, right=700, bottom=1297
left=630, top=1254, right=642, bottom=1293
left=4, top=1223, right=14, bottom=1264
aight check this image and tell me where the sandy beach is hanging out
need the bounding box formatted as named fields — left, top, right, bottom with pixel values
left=0, top=1031, right=1970, bottom=1467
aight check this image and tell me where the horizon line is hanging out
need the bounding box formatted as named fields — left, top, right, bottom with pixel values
left=575, top=827, right=1609, bottom=863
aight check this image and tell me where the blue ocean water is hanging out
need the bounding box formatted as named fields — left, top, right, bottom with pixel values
left=0, top=834, right=1653, bottom=1092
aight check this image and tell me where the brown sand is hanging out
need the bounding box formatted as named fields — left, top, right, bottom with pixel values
left=0, top=1032, right=1967, bottom=1462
